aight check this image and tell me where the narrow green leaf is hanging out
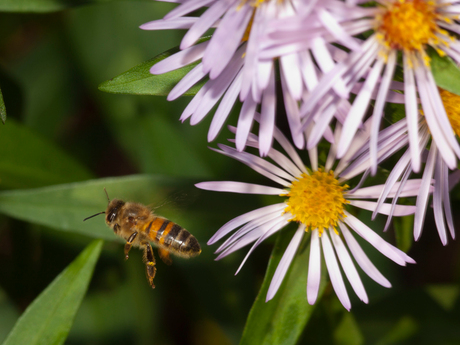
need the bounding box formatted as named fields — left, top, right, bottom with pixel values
left=3, top=239, right=103, bottom=345
left=0, top=0, right=150, bottom=13
left=393, top=214, right=414, bottom=253
left=334, top=313, right=364, bottom=345
left=0, top=87, right=6, bottom=124
left=98, top=41, right=209, bottom=96
left=376, top=316, right=419, bottom=345
left=0, top=119, right=93, bottom=189
left=429, top=49, right=460, bottom=95
left=425, top=284, right=460, bottom=311
left=240, top=228, right=326, bottom=345
left=0, top=175, right=190, bottom=240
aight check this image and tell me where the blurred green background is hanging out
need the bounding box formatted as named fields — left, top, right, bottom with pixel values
left=0, top=1, right=460, bottom=345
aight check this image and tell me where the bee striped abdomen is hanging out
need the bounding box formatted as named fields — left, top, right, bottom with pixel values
left=145, top=217, right=201, bottom=258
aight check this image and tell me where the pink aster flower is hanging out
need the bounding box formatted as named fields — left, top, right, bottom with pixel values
left=140, top=0, right=357, bottom=155
left=196, top=120, right=418, bottom=310
left=263, top=0, right=460, bottom=171
left=348, top=89, right=460, bottom=245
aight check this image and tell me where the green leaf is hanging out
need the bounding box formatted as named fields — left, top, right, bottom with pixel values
left=376, top=316, right=419, bottom=345
left=98, top=42, right=209, bottom=96
left=334, top=313, right=364, bottom=345
left=0, top=0, right=151, bottom=13
left=0, top=175, right=191, bottom=240
left=0, top=87, right=6, bottom=124
left=393, top=214, right=414, bottom=253
left=240, top=228, right=326, bottom=345
left=425, top=284, right=460, bottom=311
left=386, top=101, right=405, bottom=126
left=429, top=49, right=460, bottom=96
left=0, top=119, right=93, bottom=189
left=3, top=239, right=103, bottom=345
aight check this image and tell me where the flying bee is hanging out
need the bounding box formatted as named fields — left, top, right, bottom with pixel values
left=84, top=189, right=201, bottom=288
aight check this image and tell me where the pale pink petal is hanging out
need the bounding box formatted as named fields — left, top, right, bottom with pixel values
left=370, top=149, right=412, bottom=218
left=337, top=58, right=384, bottom=158
left=195, top=181, right=285, bottom=195
left=180, top=83, right=210, bottom=121
left=208, top=69, right=242, bottom=141
left=321, top=230, right=351, bottom=311
left=370, top=52, right=396, bottom=174
left=299, top=50, right=318, bottom=92
left=307, top=94, right=340, bottom=150
left=344, top=212, right=414, bottom=266
left=349, top=200, right=416, bottom=216
left=382, top=167, right=413, bottom=232
left=203, top=6, right=252, bottom=79
left=414, top=146, right=436, bottom=241
left=216, top=209, right=287, bottom=254
left=190, top=51, right=244, bottom=125
left=266, top=224, right=305, bottom=301
left=180, top=1, right=231, bottom=49
left=239, top=5, right=265, bottom=101
left=415, top=63, right=458, bottom=169
left=403, top=55, right=421, bottom=172
left=216, top=225, right=270, bottom=260
left=315, top=7, right=361, bottom=51
left=216, top=145, right=293, bottom=186
left=443, top=165, right=456, bottom=240
left=140, top=17, right=197, bottom=30
left=311, top=37, right=348, bottom=98
left=340, top=223, right=391, bottom=288
left=347, top=179, right=424, bottom=199
left=433, top=148, right=448, bottom=245
left=271, top=126, right=307, bottom=174
left=255, top=60, right=273, bottom=102
left=425, top=68, right=460, bottom=158
left=164, top=0, right=215, bottom=20
left=301, top=36, right=378, bottom=117
left=236, top=216, right=289, bottom=274
left=204, top=203, right=286, bottom=244
left=307, top=229, right=322, bottom=305
left=151, top=41, right=209, bottom=74
left=259, top=69, right=276, bottom=156
left=235, top=97, right=257, bottom=151
left=281, top=72, right=305, bottom=149
left=280, top=53, right=303, bottom=100
left=329, top=229, right=368, bottom=303
left=168, top=63, right=206, bottom=101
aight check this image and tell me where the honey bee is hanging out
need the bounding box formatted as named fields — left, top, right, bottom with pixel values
left=84, top=189, right=201, bottom=288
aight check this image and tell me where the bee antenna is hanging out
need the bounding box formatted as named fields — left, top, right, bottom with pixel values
left=83, top=212, right=105, bottom=222
left=104, top=188, right=110, bottom=203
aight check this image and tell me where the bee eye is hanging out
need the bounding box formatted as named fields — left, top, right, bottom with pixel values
left=109, top=212, right=116, bottom=222
left=107, top=208, right=117, bottom=223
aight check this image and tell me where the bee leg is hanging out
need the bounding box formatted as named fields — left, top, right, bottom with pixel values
left=158, top=247, right=173, bottom=266
left=124, top=232, right=138, bottom=260
left=143, top=242, right=157, bottom=289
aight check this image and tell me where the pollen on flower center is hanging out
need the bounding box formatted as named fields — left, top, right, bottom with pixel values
left=378, top=0, right=439, bottom=52
left=241, top=0, right=270, bottom=7
left=440, top=88, right=460, bottom=137
left=283, top=169, right=349, bottom=234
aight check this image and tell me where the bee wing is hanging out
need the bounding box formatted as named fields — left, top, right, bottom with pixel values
left=158, top=247, right=173, bottom=266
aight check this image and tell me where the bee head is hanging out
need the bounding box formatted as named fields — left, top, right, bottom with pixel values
left=105, top=199, right=125, bottom=225
left=83, top=189, right=124, bottom=233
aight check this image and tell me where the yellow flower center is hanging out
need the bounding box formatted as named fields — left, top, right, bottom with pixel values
left=440, top=88, right=460, bottom=137
left=283, top=169, right=349, bottom=235
left=378, top=0, right=439, bottom=52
